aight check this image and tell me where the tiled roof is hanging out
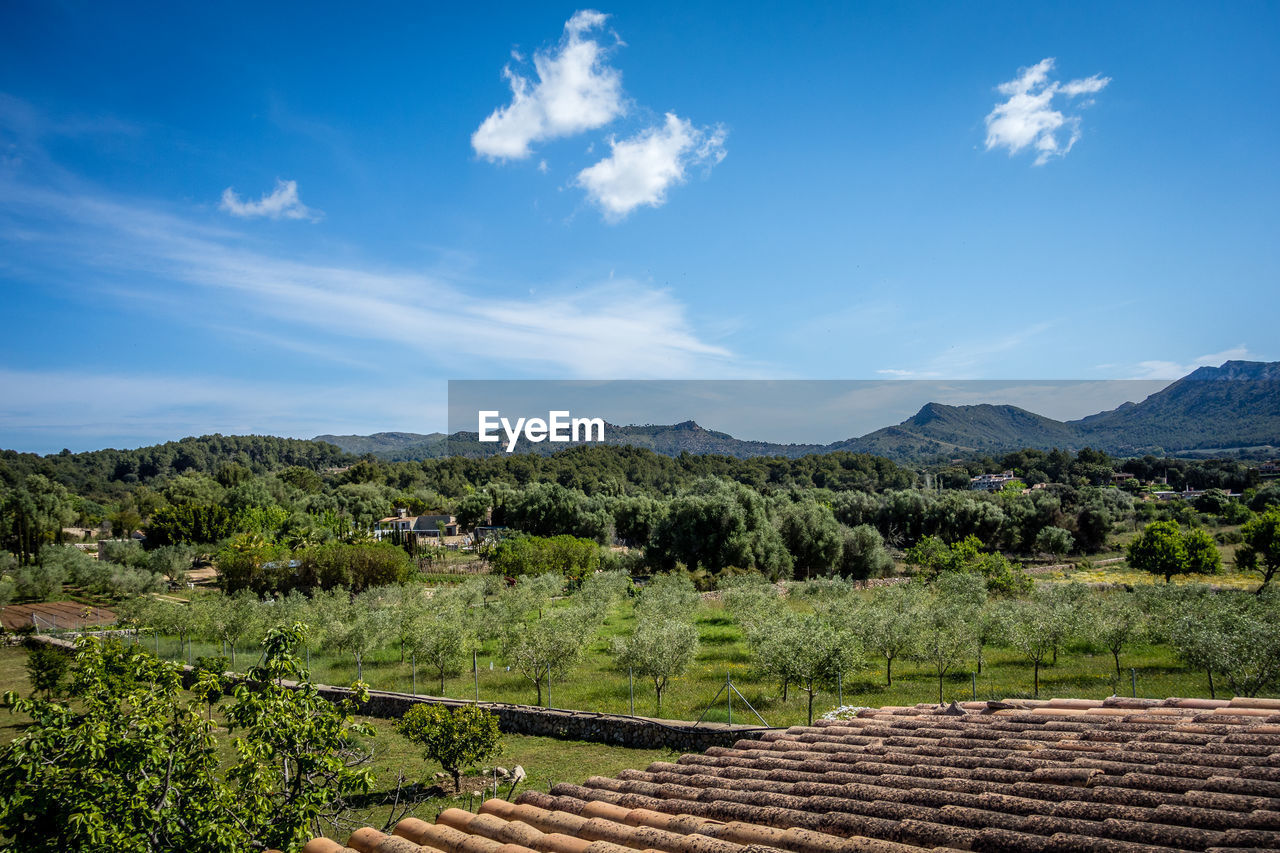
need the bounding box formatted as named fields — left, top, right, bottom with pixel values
left=307, top=696, right=1280, bottom=853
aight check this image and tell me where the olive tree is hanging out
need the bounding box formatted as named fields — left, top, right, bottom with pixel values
left=858, top=583, right=924, bottom=687
left=1093, top=591, right=1142, bottom=679
left=612, top=617, right=699, bottom=713
left=501, top=605, right=595, bottom=706
left=1009, top=597, right=1057, bottom=697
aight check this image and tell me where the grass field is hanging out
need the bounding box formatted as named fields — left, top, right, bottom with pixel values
left=0, top=645, right=675, bottom=838
left=126, top=579, right=1269, bottom=730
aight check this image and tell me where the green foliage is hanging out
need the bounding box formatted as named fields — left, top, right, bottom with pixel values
left=917, top=574, right=985, bottom=703
left=647, top=479, right=792, bottom=579
left=836, top=523, right=893, bottom=579
left=612, top=616, right=699, bottom=713
left=12, top=559, right=64, bottom=601
left=0, top=627, right=374, bottom=852
left=23, top=643, right=70, bottom=699
left=1236, top=507, right=1280, bottom=591
left=1128, top=520, right=1221, bottom=582
left=395, top=704, right=502, bottom=792
left=147, top=503, right=236, bottom=546
left=1092, top=591, right=1143, bottom=678
left=295, top=541, right=413, bottom=593
left=775, top=499, right=843, bottom=579
left=904, top=535, right=1031, bottom=594
left=490, top=534, right=602, bottom=585
left=215, top=534, right=292, bottom=594
left=856, top=583, right=925, bottom=687
left=1034, top=525, right=1075, bottom=560
left=1008, top=597, right=1056, bottom=697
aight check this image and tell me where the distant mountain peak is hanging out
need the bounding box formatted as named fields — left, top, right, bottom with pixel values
left=1184, top=360, right=1279, bottom=382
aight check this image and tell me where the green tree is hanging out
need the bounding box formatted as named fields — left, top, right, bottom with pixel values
left=501, top=606, right=595, bottom=706
left=1094, top=591, right=1142, bottom=679
left=0, top=628, right=374, bottom=852
left=612, top=617, right=699, bottom=714
left=410, top=590, right=478, bottom=695
left=1182, top=527, right=1221, bottom=576
left=1034, top=526, right=1075, bottom=561
left=789, top=614, right=860, bottom=725
left=1127, top=521, right=1189, bottom=583
left=395, top=704, right=501, bottom=793
left=918, top=574, right=983, bottom=703
left=1236, top=507, right=1280, bottom=592
left=776, top=499, right=843, bottom=580
left=24, top=643, right=70, bottom=699
left=835, top=524, right=893, bottom=579
left=859, top=584, right=924, bottom=687
left=1009, top=597, right=1056, bottom=697
left=319, top=589, right=390, bottom=682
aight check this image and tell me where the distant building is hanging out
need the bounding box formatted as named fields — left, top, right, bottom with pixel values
left=1111, top=471, right=1136, bottom=484
left=970, top=471, right=1017, bottom=492
left=1260, top=460, right=1280, bottom=479
left=374, top=508, right=459, bottom=541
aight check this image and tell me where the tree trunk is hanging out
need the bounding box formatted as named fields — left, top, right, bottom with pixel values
left=1113, top=650, right=1121, bottom=679
left=1208, top=668, right=1215, bottom=699
left=806, top=681, right=815, bottom=725
left=1033, top=661, right=1040, bottom=698
left=440, top=669, right=446, bottom=695
left=886, top=656, right=893, bottom=687
left=452, top=768, right=462, bottom=793
left=937, top=667, right=944, bottom=704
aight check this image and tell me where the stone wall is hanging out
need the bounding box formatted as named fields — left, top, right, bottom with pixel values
left=24, top=635, right=769, bottom=751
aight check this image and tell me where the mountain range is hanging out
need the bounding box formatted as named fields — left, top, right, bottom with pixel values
left=316, top=361, right=1280, bottom=462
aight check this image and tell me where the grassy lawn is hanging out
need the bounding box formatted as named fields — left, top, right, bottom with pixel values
left=0, top=644, right=675, bottom=838
left=124, top=581, right=1269, bottom=729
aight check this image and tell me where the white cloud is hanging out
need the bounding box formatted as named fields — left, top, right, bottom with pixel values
left=472, top=10, right=624, bottom=160
left=1131, top=346, right=1253, bottom=379
left=575, top=113, right=726, bottom=220
left=985, top=58, right=1110, bottom=165
left=219, top=179, right=319, bottom=220
left=0, top=179, right=741, bottom=378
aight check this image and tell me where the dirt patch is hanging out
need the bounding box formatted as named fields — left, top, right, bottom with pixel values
left=1, top=601, right=116, bottom=632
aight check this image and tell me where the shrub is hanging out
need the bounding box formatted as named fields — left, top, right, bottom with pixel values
left=395, top=704, right=502, bottom=792
left=24, top=643, right=70, bottom=699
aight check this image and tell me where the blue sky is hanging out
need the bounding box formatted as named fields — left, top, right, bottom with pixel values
left=1, top=1, right=1277, bottom=452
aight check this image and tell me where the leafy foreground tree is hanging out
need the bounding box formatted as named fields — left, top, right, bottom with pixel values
left=0, top=626, right=375, bottom=853
left=395, top=704, right=502, bottom=793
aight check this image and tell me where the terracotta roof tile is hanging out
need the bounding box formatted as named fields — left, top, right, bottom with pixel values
left=311, top=697, right=1280, bottom=853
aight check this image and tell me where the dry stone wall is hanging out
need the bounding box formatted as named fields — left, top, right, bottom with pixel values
left=26, top=634, right=768, bottom=751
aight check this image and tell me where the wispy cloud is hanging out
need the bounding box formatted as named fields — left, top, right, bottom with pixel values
left=576, top=113, right=726, bottom=221
left=0, top=367, right=445, bottom=452
left=472, top=10, right=624, bottom=161
left=878, top=322, right=1055, bottom=379
left=985, top=58, right=1110, bottom=165
left=219, top=178, right=320, bottom=221
left=1130, top=346, right=1253, bottom=379
left=0, top=179, right=740, bottom=378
